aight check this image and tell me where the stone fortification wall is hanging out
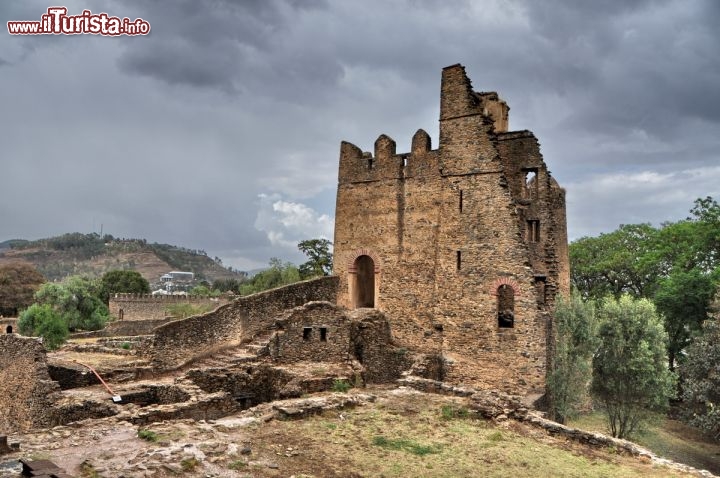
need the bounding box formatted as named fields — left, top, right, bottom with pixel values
left=332, top=64, right=570, bottom=395
left=0, top=335, right=61, bottom=431
left=71, top=318, right=176, bottom=338
left=108, top=294, right=230, bottom=321
left=149, top=276, right=339, bottom=369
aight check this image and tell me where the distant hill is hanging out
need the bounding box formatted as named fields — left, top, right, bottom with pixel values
left=0, top=232, right=246, bottom=286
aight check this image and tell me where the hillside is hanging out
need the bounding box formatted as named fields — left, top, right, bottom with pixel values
left=0, top=233, right=245, bottom=285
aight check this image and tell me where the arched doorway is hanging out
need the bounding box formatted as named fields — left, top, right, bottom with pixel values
left=5, top=325, right=12, bottom=334
left=353, top=255, right=375, bottom=308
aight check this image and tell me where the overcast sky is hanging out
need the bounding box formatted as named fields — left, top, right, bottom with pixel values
left=1, top=0, right=718, bottom=271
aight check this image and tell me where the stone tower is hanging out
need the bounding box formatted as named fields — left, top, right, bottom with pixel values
left=332, top=64, right=569, bottom=394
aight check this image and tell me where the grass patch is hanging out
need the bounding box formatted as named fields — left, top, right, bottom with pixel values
left=332, top=379, right=351, bottom=393
left=120, top=342, right=132, bottom=350
left=137, top=429, right=159, bottom=442
left=570, top=410, right=720, bottom=475
left=79, top=461, right=100, bottom=478
left=228, top=460, right=247, bottom=470
left=372, top=436, right=442, bottom=456
left=440, top=404, right=470, bottom=420
left=180, top=457, right=200, bottom=471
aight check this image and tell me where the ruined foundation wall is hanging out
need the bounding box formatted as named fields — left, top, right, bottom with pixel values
left=0, top=335, right=60, bottom=432
left=108, top=294, right=230, bottom=321
left=149, top=276, right=339, bottom=369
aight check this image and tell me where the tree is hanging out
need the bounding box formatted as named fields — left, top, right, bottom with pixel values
left=591, top=295, right=676, bottom=438
left=681, top=293, right=720, bottom=438
left=33, top=276, right=110, bottom=331
left=654, top=268, right=717, bottom=371
left=239, top=258, right=301, bottom=295
left=298, top=239, right=333, bottom=279
left=0, top=262, right=45, bottom=316
left=547, top=291, right=598, bottom=424
left=18, top=303, right=68, bottom=350
left=99, top=270, right=150, bottom=303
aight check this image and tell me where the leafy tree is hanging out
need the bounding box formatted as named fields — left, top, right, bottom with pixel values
left=547, top=291, right=598, bottom=424
left=681, top=293, right=720, bottom=438
left=33, top=276, right=109, bottom=331
left=239, top=258, right=300, bottom=295
left=99, top=269, right=150, bottom=303
left=654, top=268, right=717, bottom=371
left=298, top=238, right=333, bottom=279
left=18, top=303, right=68, bottom=349
left=212, top=278, right=244, bottom=294
left=0, top=262, right=45, bottom=316
left=591, top=295, right=676, bottom=438
left=570, top=223, right=660, bottom=300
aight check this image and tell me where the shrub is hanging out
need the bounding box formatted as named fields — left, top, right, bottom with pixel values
left=137, top=429, right=158, bottom=442
left=332, top=379, right=351, bottom=393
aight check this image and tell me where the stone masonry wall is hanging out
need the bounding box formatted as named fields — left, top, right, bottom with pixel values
left=0, top=335, right=61, bottom=432
left=108, top=294, right=230, bottom=321
left=271, top=302, right=351, bottom=364
left=149, top=276, right=339, bottom=369
left=333, top=64, right=570, bottom=395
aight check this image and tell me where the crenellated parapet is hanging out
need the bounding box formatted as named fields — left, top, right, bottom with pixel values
left=111, top=293, right=230, bottom=302
left=338, top=130, right=440, bottom=185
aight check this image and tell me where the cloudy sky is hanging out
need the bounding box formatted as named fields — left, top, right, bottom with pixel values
left=1, top=0, right=718, bottom=271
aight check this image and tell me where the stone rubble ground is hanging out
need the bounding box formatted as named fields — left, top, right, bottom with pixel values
left=0, top=387, right=716, bottom=478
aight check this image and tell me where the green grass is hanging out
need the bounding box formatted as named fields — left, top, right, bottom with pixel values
left=228, top=460, right=247, bottom=470
left=137, top=429, right=159, bottom=442
left=332, top=379, right=352, bottom=393
left=180, top=457, right=200, bottom=471
left=570, top=410, right=720, bottom=475
left=372, top=436, right=442, bottom=456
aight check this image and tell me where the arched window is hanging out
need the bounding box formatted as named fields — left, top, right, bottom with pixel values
left=497, top=284, right=515, bottom=328
left=352, top=255, right=375, bottom=308
left=5, top=325, right=12, bottom=334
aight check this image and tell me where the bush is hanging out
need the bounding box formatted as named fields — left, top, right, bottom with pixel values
left=18, top=303, right=69, bottom=349
left=137, top=429, right=158, bottom=442
left=332, top=379, right=351, bottom=393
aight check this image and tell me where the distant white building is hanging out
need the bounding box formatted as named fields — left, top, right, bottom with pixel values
left=160, top=271, right=195, bottom=292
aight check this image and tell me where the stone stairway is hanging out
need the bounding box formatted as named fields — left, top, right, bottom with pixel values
left=183, top=330, right=275, bottom=372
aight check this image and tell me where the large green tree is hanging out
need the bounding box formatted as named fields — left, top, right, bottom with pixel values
left=546, top=290, right=598, bottom=424
left=298, top=238, right=333, bottom=279
left=681, top=293, right=720, bottom=438
left=33, top=276, right=110, bottom=332
left=591, top=295, right=676, bottom=438
left=654, top=268, right=717, bottom=371
left=239, top=258, right=301, bottom=295
left=18, top=303, right=68, bottom=350
left=99, top=269, right=150, bottom=303
left=0, top=262, right=45, bottom=316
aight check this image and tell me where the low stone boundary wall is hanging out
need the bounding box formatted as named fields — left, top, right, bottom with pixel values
left=398, top=376, right=716, bottom=477
left=149, top=276, right=339, bottom=369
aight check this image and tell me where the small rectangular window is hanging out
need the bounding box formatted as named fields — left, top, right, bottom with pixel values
left=456, top=251, right=461, bottom=271
left=527, top=220, right=540, bottom=242
left=303, top=327, right=312, bottom=341
left=320, top=327, right=327, bottom=342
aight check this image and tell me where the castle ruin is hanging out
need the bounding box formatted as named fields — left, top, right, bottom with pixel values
left=333, top=64, right=570, bottom=394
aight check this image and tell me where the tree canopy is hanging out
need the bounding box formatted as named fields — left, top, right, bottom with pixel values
left=298, top=238, right=333, bottom=279
left=591, top=295, right=676, bottom=438
left=99, top=269, right=150, bottom=303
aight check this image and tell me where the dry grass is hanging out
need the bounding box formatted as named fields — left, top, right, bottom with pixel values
left=238, top=391, right=696, bottom=478
left=570, top=411, right=720, bottom=475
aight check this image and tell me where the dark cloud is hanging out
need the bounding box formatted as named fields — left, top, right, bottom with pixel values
left=1, top=0, right=718, bottom=270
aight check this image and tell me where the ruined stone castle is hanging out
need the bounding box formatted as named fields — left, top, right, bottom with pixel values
left=0, top=64, right=569, bottom=436
left=333, top=64, right=569, bottom=393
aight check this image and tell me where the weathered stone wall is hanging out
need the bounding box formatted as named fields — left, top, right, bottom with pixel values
left=271, top=302, right=351, bottom=363
left=2, top=318, right=17, bottom=334
left=333, top=64, right=570, bottom=395
left=70, top=318, right=176, bottom=338
left=149, top=276, right=339, bottom=369
left=108, top=294, right=230, bottom=321
left=0, top=335, right=60, bottom=431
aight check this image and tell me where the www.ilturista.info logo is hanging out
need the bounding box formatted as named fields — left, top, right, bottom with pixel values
left=7, top=7, right=150, bottom=36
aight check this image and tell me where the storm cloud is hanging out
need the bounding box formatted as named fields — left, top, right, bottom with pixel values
left=1, top=0, right=718, bottom=270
